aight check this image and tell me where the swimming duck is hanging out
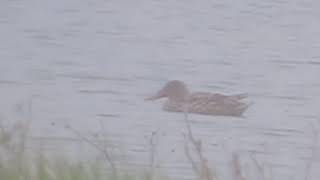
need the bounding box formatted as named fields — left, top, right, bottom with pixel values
left=146, top=80, right=249, bottom=116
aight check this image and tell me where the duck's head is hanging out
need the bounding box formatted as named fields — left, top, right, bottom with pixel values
left=146, top=80, right=189, bottom=102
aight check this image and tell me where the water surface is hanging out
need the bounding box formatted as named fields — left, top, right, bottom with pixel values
left=1, top=0, right=320, bottom=179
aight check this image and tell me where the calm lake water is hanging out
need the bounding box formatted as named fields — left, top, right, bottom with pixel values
left=1, top=0, right=320, bottom=179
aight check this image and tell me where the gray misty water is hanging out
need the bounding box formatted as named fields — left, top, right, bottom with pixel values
left=1, top=0, right=320, bottom=179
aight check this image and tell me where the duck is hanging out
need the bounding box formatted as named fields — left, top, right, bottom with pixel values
left=146, top=80, right=250, bottom=116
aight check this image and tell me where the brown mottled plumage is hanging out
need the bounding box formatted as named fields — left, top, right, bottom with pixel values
left=146, top=80, right=249, bottom=116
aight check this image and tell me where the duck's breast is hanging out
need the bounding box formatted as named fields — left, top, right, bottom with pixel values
left=162, top=100, right=185, bottom=112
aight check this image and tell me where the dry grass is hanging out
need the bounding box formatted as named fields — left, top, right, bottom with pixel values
left=181, top=111, right=320, bottom=180
left=304, top=122, right=319, bottom=180
left=183, top=112, right=218, bottom=180
left=0, top=120, right=165, bottom=180
left=0, top=115, right=319, bottom=180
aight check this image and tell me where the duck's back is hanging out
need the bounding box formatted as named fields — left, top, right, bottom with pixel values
left=163, top=92, right=249, bottom=116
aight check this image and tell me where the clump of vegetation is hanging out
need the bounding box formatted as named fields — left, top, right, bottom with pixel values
left=0, top=121, right=154, bottom=180
left=0, top=116, right=318, bottom=180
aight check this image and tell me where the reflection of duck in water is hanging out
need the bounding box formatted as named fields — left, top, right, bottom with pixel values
left=146, top=80, right=250, bottom=116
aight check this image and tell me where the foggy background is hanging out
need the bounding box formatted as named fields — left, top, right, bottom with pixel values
left=0, top=0, right=320, bottom=179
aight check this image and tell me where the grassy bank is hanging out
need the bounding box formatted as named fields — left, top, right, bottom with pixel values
left=0, top=121, right=148, bottom=180
left=0, top=119, right=318, bottom=180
